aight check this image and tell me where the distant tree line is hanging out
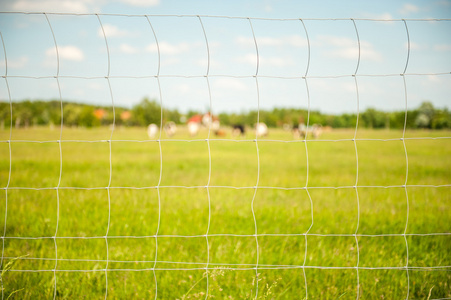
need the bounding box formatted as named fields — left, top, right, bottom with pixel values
left=0, top=98, right=450, bottom=130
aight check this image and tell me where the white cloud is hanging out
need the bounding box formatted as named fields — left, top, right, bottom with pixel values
left=46, top=45, right=84, bottom=61
left=436, top=0, right=451, bottom=7
left=307, top=79, right=371, bottom=95
left=212, top=78, right=248, bottom=91
left=235, top=53, right=293, bottom=67
left=400, top=3, right=420, bottom=15
left=318, top=36, right=382, bottom=62
left=426, top=75, right=443, bottom=83
left=88, top=82, right=105, bottom=90
left=407, top=42, right=425, bottom=50
left=362, top=12, right=394, bottom=20
left=327, top=47, right=360, bottom=60
left=176, top=83, right=191, bottom=94
left=8, top=0, right=104, bottom=13
left=264, top=57, right=293, bottom=67
left=0, top=56, right=29, bottom=69
left=119, top=43, right=139, bottom=54
left=433, top=44, right=451, bottom=51
left=361, top=12, right=394, bottom=24
left=208, top=41, right=222, bottom=49
left=236, top=35, right=307, bottom=48
left=119, top=0, right=160, bottom=7
left=235, top=53, right=257, bottom=65
left=376, top=13, right=394, bottom=20
left=146, top=41, right=191, bottom=55
left=196, top=58, right=222, bottom=69
left=236, top=36, right=254, bottom=47
left=98, top=24, right=129, bottom=38
left=161, top=57, right=180, bottom=66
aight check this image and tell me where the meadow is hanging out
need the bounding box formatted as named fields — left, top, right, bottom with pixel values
left=0, top=126, right=449, bottom=299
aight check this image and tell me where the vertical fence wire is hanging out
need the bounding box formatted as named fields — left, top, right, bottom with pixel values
left=96, top=14, right=114, bottom=300
left=44, top=13, right=63, bottom=300
left=300, top=18, right=313, bottom=300
left=0, top=30, right=11, bottom=300
left=401, top=18, right=411, bottom=300
left=248, top=17, right=261, bottom=299
left=145, top=14, right=163, bottom=299
left=351, top=18, right=361, bottom=300
left=197, top=15, right=212, bottom=299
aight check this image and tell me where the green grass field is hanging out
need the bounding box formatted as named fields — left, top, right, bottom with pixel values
left=0, top=126, right=449, bottom=299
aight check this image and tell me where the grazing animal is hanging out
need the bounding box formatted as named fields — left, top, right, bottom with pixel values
left=298, top=123, right=323, bottom=139
left=164, top=121, right=177, bottom=137
left=187, top=113, right=221, bottom=136
left=255, top=123, right=268, bottom=137
left=232, top=124, right=246, bottom=137
left=187, top=121, right=200, bottom=137
left=283, top=123, right=292, bottom=131
left=211, top=120, right=220, bottom=131
left=292, top=125, right=301, bottom=139
left=312, top=124, right=323, bottom=139
left=147, top=124, right=159, bottom=139
left=214, top=129, right=227, bottom=137
left=202, top=113, right=220, bottom=129
left=299, top=123, right=307, bottom=138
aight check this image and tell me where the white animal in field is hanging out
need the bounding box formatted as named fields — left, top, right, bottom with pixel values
left=298, top=123, right=323, bottom=139
left=292, top=125, right=301, bottom=139
left=147, top=124, right=159, bottom=139
left=187, top=121, right=200, bottom=137
left=283, top=123, right=292, bottom=131
left=312, top=124, right=322, bottom=139
left=202, top=113, right=212, bottom=127
left=211, top=120, right=220, bottom=131
left=255, top=122, right=268, bottom=137
left=164, top=121, right=177, bottom=137
left=201, top=113, right=221, bottom=131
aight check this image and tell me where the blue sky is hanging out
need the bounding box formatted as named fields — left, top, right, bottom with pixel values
left=0, top=0, right=450, bottom=114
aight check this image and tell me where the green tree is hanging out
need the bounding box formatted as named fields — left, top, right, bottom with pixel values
left=361, top=108, right=387, bottom=129
left=131, top=98, right=161, bottom=126
left=431, top=108, right=451, bottom=129
left=415, top=101, right=435, bottom=128
left=79, top=106, right=99, bottom=127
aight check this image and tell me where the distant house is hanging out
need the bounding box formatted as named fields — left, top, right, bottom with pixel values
left=93, top=108, right=107, bottom=120
left=120, top=111, right=131, bottom=121
left=187, top=114, right=203, bottom=124
left=188, top=113, right=219, bottom=126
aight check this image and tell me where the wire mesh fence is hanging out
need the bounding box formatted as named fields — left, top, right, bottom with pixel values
left=0, top=13, right=450, bottom=299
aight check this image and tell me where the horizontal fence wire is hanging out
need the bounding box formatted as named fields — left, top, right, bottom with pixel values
left=3, top=256, right=451, bottom=269
left=1, top=137, right=451, bottom=143
left=2, top=232, right=451, bottom=239
left=3, top=184, right=450, bottom=190
left=0, top=12, right=450, bottom=21
left=5, top=266, right=451, bottom=272
left=2, top=72, right=451, bottom=79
